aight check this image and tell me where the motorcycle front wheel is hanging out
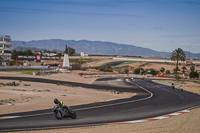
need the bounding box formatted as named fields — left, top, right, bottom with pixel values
left=54, top=111, right=62, bottom=120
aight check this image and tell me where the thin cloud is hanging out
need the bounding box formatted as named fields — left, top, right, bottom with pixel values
left=0, top=6, right=141, bottom=17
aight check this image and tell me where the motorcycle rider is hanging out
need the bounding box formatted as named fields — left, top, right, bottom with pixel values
left=54, top=98, right=68, bottom=113
left=172, top=83, right=175, bottom=89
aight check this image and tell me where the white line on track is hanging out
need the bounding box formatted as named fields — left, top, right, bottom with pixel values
left=149, top=80, right=184, bottom=99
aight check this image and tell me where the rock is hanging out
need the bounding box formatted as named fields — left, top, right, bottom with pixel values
left=7, top=103, right=14, bottom=106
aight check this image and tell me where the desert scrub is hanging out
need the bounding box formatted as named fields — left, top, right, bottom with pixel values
left=56, top=83, right=61, bottom=86
left=24, top=84, right=31, bottom=86
left=32, top=89, right=51, bottom=92
left=0, top=98, right=17, bottom=104
left=20, top=96, right=33, bottom=102
left=0, top=82, right=20, bottom=86
left=96, top=89, right=122, bottom=94
left=95, top=65, right=113, bottom=72
left=63, top=83, right=74, bottom=87
left=56, top=83, right=74, bottom=87
left=13, top=89, right=27, bottom=91
left=193, top=80, right=200, bottom=84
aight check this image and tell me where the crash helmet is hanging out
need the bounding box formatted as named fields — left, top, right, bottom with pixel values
left=54, top=98, right=59, bottom=104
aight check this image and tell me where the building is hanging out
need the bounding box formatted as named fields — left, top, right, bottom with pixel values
left=0, top=35, right=12, bottom=66
left=80, top=51, right=88, bottom=57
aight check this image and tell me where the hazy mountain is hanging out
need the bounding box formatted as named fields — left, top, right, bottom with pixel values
left=14, top=46, right=63, bottom=53
left=12, top=39, right=200, bottom=59
left=14, top=46, right=47, bottom=52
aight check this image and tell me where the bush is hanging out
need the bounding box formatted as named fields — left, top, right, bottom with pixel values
left=95, top=66, right=113, bottom=72
left=152, top=69, right=159, bottom=75
left=166, top=70, right=170, bottom=74
left=189, top=71, right=199, bottom=79
left=160, top=67, right=165, bottom=73
left=134, top=68, right=140, bottom=74
left=148, top=68, right=159, bottom=75
left=124, top=69, right=129, bottom=74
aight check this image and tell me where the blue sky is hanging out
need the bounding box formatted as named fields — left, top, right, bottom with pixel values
left=0, top=0, right=200, bottom=53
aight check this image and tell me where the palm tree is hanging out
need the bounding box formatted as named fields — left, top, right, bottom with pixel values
left=171, top=48, right=186, bottom=79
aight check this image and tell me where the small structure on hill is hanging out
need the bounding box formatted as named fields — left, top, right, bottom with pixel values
left=80, top=51, right=88, bottom=57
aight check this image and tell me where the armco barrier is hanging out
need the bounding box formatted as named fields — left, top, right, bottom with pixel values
left=82, top=74, right=145, bottom=78
left=0, top=66, right=48, bottom=70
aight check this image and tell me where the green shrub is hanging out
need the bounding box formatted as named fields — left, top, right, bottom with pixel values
left=166, top=70, right=170, bottom=74
left=124, top=69, right=129, bottom=74
left=160, top=67, right=165, bottom=73
left=148, top=68, right=159, bottom=75
left=134, top=68, right=141, bottom=74
left=95, top=66, right=113, bottom=72
left=189, top=71, right=199, bottom=79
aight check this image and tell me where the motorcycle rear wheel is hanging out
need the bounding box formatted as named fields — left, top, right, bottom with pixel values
left=70, top=111, right=77, bottom=119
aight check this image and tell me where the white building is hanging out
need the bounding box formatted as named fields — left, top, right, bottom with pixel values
left=0, top=35, right=12, bottom=66
left=80, top=51, right=88, bottom=57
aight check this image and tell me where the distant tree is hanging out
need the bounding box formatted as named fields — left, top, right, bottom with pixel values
left=160, top=67, right=165, bottom=73
left=181, top=66, right=187, bottom=74
left=134, top=67, right=144, bottom=75
left=149, top=68, right=159, bottom=75
left=68, top=47, right=75, bottom=56
left=189, top=65, right=198, bottom=79
left=41, top=62, right=44, bottom=66
left=171, top=48, right=186, bottom=79
left=24, top=49, right=34, bottom=55
left=166, top=70, right=170, bottom=74
left=189, top=71, right=199, bottom=79
left=190, top=65, right=195, bottom=72
left=124, top=69, right=129, bottom=74
left=11, top=50, right=18, bottom=60
left=56, top=53, right=63, bottom=57
left=140, top=67, right=144, bottom=75
left=173, top=67, right=180, bottom=74
left=11, top=50, right=35, bottom=60
left=134, top=68, right=140, bottom=74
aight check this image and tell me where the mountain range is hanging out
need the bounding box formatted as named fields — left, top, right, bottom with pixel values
left=12, top=39, right=200, bottom=59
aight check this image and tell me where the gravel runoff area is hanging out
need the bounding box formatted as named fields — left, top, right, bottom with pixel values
left=0, top=71, right=200, bottom=133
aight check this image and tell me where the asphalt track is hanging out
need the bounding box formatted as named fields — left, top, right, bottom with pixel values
left=0, top=76, right=200, bottom=132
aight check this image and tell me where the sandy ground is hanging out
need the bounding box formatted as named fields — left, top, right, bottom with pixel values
left=1, top=69, right=200, bottom=133
left=0, top=71, right=135, bottom=114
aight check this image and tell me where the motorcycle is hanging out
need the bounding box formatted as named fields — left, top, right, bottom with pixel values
left=53, top=104, right=77, bottom=120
